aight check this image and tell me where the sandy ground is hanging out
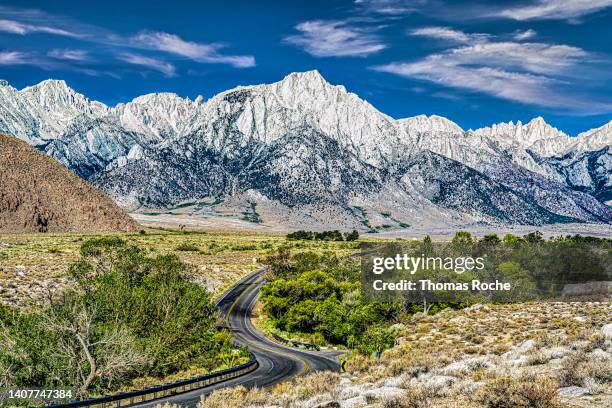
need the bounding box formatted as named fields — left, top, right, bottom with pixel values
left=132, top=213, right=610, bottom=239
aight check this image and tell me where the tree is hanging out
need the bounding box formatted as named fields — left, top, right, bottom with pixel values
left=287, top=230, right=313, bottom=240
left=419, top=235, right=434, bottom=256
left=79, top=236, right=127, bottom=275
left=481, top=234, right=501, bottom=245
left=503, top=233, right=524, bottom=244
left=524, top=231, right=544, bottom=243
left=0, top=237, right=233, bottom=396
left=345, top=230, right=359, bottom=241
left=286, top=300, right=319, bottom=332
left=315, top=230, right=344, bottom=241
left=44, top=296, right=149, bottom=395
left=494, top=261, right=537, bottom=302
left=452, top=231, right=474, bottom=246
left=314, top=296, right=350, bottom=343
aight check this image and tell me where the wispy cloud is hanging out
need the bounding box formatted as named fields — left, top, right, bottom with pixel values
left=410, top=26, right=489, bottom=44
left=0, top=49, right=111, bottom=77
left=132, top=31, right=255, bottom=68
left=48, top=49, right=89, bottom=61
left=354, top=0, right=426, bottom=15
left=496, top=0, right=612, bottom=22
left=373, top=61, right=604, bottom=112
left=0, top=18, right=81, bottom=37
left=0, top=6, right=256, bottom=75
left=118, top=53, right=177, bottom=77
left=373, top=27, right=611, bottom=113
left=284, top=20, right=386, bottom=57
left=444, top=42, right=587, bottom=75
left=0, top=51, right=28, bottom=65
left=513, top=29, right=537, bottom=41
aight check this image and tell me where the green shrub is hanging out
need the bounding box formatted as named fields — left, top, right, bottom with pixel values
left=0, top=237, right=232, bottom=396
left=261, top=248, right=400, bottom=350
left=175, top=242, right=200, bottom=252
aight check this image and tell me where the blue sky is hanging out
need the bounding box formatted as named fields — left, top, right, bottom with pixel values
left=0, top=0, right=611, bottom=134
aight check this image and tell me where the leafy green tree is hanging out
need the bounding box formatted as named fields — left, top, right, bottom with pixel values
left=494, top=261, right=537, bottom=301
left=345, top=230, right=360, bottom=241
left=523, top=231, right=544, bottom=243
left=481, top=234, right=501, bottom=245
left=503, top=233, right=524, bottom=244
left=355, top=325, right=395, bottom=356
left=286, top=300, right=319, bottom=332
left=0, top=237, right=233, bottom=395
left=287, top=230, right=313, bottom=240
left=451, top=231, right=474, bottom=254
left=314, top=296, right=350, bottom=343
left=418, top=235, right=434, bottom=256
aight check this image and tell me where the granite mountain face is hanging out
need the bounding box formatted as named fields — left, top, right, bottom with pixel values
left=0, top=72, right=610, bottom=229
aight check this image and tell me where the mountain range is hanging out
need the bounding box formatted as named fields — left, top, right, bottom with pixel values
left=0, top=71, right=610, bottom=231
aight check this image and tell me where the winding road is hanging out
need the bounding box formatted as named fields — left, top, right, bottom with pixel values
left=137, top=270, right=340, bottom=407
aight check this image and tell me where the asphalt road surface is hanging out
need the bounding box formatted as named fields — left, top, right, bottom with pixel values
left=136, top=270, right=340, bottom=407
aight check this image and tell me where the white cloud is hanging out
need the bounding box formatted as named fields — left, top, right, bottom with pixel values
left=513, top=29, right=537, bottom=40
left=497, top=0, right=612, bottom=21
left=0, top=7, right=256, bottom=72
left=118, top=53, right=177, bottom=77
left=284, top=20, right=386, bottom=57
left=410, top=26, right=488, bottom=44
left=48, top=49, right=89, bottom=61
left=0, top=51, right=28, bottom=65
left=354, top=0, right=425, bottom=15
left=444, top=42, right=587, bottom=75
left=132, top=31, right=255, bottom=68
left=373, top=60, right=602, bottom=111
left=373, top=29, right=610, bottom=112
left=0, top=18, right=81, bottom=37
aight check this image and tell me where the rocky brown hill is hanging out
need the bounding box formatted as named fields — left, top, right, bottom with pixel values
left=0, top=134, right=138, bottom=233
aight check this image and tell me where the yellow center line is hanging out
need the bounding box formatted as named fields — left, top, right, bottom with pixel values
left=223, top=276, right=311, bottom=379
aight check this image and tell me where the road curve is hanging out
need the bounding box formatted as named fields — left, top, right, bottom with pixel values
left=137, top=270, right=340, bottom=407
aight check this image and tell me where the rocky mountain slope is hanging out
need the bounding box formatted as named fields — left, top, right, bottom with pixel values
left=0, top=133, right=138, bottom=233
left=0, top=72, right=610, bottom=229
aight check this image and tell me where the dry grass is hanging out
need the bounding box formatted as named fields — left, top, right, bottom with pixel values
left=475, top=375, right=562, bottom=408
left=0, top=230, right=358, bottom=308
left=198, top=386, right=268, bottom=408
left=334, top=301, right=610, bottom=407
left=198, top=371, right=341, bottom=408
left=192, top=301, right=610, bottom=408
left=271, top=370, right=340, bottom=402
left=385, top=385, right=436, bottom=408
left=559, top=350, right=612, bottom=388
left=352, top=301, right=610, bottom=380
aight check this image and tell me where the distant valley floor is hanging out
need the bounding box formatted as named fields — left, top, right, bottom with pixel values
left=132, top=212, right=611, bottom=239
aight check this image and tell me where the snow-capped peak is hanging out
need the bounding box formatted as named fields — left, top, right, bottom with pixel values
left=280, top=69, right=327, bottom=86
left=568, top=120, right=612, bottom=154
left=114, top=92, right=203, bottom=142
left=268, top=69, right=348, bottom=107
left=26, top=78, right=69, bottom=89
left=473, top=116, right=572, bottom=156
left=128, top=92, right=188, bottom=106
left=524, top=116, right=567, bottom=141
left=0, top=78, right=108, bottom=144
left=21, top=79, right=107, bottom=115
left=398, top=114, right=464, bottom=135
